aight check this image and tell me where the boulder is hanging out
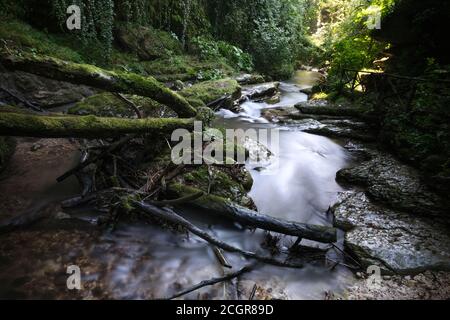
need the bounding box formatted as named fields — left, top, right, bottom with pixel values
left=241, top=82, right=280, bottom=100
left=333, top=191, right=450, bottom=275
left=0, top=71, right=95, bottom=108
left=295, top=100, right=364, bottom=118
left=115, top=24, right=182, bottom=61
left=336, top=152, right=447, bottom=215
left=235, top=74, right=265, bottom=85
left=180, top=79, right=241, bottom=110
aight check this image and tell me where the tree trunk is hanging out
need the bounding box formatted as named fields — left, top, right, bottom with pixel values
left=167, top=183, right=337, bottom=243
left=0, top=53, right=197, bottom=118
left=0, top=112, right=194, bottom=139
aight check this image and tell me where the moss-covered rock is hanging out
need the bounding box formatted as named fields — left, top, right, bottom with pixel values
left=68, top=93, right=177, bottom=118
left=180, top=79, right=241, bottom=109
left=115, top=24, right=182, bottom=61
left=0, top=136, right=16, bottom=172
left=179, top=165, right=253, bottom=207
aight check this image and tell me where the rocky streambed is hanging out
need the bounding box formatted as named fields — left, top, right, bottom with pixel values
left=0, top=69, right=449, bottom=300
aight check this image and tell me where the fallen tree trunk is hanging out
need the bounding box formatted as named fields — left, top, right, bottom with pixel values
left=0, top=53, right=197, bottom=118
left=133, top=201, right=304, bottom=268
left=167, top=183, right=337, bottom=243
left=0, top=112, right=195, bottom=139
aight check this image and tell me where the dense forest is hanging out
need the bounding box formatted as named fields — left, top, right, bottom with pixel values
left=0, top=0, right=449, bottom=300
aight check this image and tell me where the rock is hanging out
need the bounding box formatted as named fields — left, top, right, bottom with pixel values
left=261, top=107, right=301, bottom=122
left=340, top=271, right=450, bottom=300
left=342, top=141, right=377, bottom=162
left=68, top=93, right=177, bottom=118
left=265, top=93, right=281, bottom=104
left=235, top=74, right=265, bottom=85
left=115, top=24, right=182, bottom=61
left=299, top=87, right=313, bottom=95
left=30, top=143, right=43, bottom=152
left=172, top=80, right=185, bottom=91
left=333, top=191, right=450, bottom=274
left=241, top=82, right=280, bottom=100
left=180, top=79, right=241, bottom=110
left=336, top=152, right=447, bottom=215
left=260, top=107, right=376, bottom=141
left=53, top=212, right=71, bottom=220
left=295, top=100, right=364, bottom=118
left=0, top=71, right=96, bottom=108
left=303, top=120, right=376, bottom=142
left=261, top=106, right=349, bottom=122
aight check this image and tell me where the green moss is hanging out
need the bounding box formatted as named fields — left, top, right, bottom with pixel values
left=0, top=111, right=194, bottom=138
left=68, top=93, right=177, bottom=118
left=115, top=23, right=182, bottom=61
left=180, top=164, right=248, bottom=202
left=0, top=19, right=84, bottom=63
left=180, top=79, right=241, bottom=107
left=0, top=136, right=15, bottom=172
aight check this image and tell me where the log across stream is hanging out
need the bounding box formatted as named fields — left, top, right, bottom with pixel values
left=0, top=71, right=356, bottom=299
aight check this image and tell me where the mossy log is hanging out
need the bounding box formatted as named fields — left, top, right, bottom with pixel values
left=0, top=112, right=194, bottom=139
left=0, top=53, right=197, bottom=118
left=167, top=183, right=337, bottom=243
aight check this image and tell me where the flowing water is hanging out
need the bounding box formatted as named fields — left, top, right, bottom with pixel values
left=0, top=71, right=355, bottom=300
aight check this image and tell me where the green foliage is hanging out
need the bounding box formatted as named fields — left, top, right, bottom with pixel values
left=207, top=0, right=317, bottom=78
left=315, top=0, right=396, bottom=81
left=190, top=36, right=253, bottom=72
left=51, top=0, right=114, bottom=60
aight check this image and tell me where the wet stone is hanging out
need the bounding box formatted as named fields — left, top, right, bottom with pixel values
left=333, top=191, right=450, bottom=275
left=336, top=152, right=448, bottom=215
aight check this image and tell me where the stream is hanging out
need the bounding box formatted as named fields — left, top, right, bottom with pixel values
left=0, top=71, right=356, bottom=300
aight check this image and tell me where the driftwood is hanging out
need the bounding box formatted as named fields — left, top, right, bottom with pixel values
left=114, top=93, right=142, bottom=118
left=167, top=183, right=337, bottom=243
left=0, top=112, right=195, bottom=138
left=166, top=263, right=256, bottom=300
left=0, top=53, right=197, bottom=117
left=133, top=201, right=304, bottom=269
